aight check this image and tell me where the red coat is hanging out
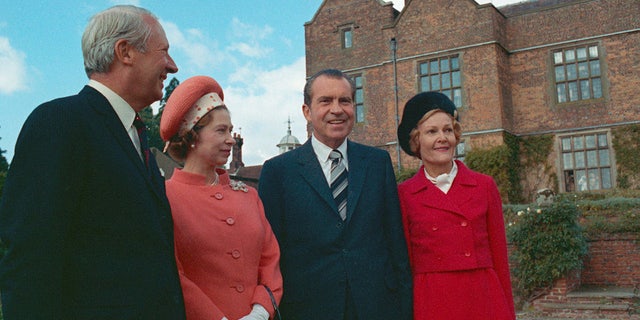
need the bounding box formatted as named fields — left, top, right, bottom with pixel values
left=166, top=169, right=282, bottom=320
left=398, top=161, right=515, bottom=320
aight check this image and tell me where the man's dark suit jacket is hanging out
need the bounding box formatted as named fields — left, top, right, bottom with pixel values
left=0, top=86, right=186, bottom=319
left=258, top=139, right=412, bottom=320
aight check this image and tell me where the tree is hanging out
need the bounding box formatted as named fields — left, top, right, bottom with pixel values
left=0, top=135, right=8, bottom=198
left=142, top=77, right=181, bottom=151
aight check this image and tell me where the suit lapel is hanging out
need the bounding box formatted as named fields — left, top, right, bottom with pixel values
left=296, top=141, right=340, bottom=215
left=81, top=86, right=167, bottom=203
left=344, top=141, right=368, bottom=222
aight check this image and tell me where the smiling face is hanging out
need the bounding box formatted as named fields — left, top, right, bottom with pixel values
left=416, top=111, right=458, bottom=176
left=302, top=75, right=355, bottom=149
left=186, top=108, right=235, bottom=169
left=130, top=15, right=178, bottom=108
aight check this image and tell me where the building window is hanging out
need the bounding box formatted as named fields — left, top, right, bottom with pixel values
left=353, top=75, right=364, bottom=123
left=455, top=140, right=466, bottom=162
left=342, top=28, right=352, bottom=49
left=561, top=132, right=612, bottom=192
left=553, top=45, right=602, bottom=103
left=419, top=55, right=462, bottom=107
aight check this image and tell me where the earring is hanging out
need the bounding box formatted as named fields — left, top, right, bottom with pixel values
left=190, top=144, right=195, bottom=148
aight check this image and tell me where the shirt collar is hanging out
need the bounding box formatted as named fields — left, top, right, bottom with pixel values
left=311, top=135, right=348, bottom=169
left=88, top=79, right=137, bottom=128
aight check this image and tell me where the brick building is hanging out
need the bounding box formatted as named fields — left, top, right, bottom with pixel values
left=304, top=0, right=640, bottom=201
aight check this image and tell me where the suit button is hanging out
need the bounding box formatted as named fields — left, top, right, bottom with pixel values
left=232, top=250, right=241, bottom=259
left=336, top=222, right=343, bottom=228
left=236, top=284, right=245, bottom=292
left=342, top=249, right=349, bottom=254
left=213, top=192, right=223, bottom=200
left=461, top=221, right=468, bottom=227
left=226, top=217, right=235, bottom=225
left=432, top=226, right=438, bottom=231
left=464, top=251, right=471, bottom=257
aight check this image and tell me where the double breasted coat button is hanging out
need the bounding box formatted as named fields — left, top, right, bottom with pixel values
left=464, top=251, right=472, bottom=257
left=461, top=221, right=468, bottom=227
left=226, top=217, right=235, bottom=225
left=236, top=284, right=245, bottom=292
left=432, top=226, right=438, bottom=231
left=213, top=192, right=223, bottom=200
left=231, top=250, right=241, bottom=259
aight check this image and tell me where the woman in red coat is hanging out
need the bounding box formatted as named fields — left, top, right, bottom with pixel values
left=396, top=92, right=515, bottom=320
left=160, top=76, right=282, bottom=320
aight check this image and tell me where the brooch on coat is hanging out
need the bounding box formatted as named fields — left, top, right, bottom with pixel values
left=229, top=180, right=249, bottom=193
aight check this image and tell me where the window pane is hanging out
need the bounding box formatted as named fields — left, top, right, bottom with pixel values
left=344, top=30, right=352, bottom=48
left=356, top=105, right=364, bottom=123
left=557, top=84, right=567, bottom=103
left=577, top=47, right=587, bottom=61
left=592, top=78, right=602, bottom=98
left=578, top=62, right=589, bottom=78
left=565, top=49, right=576, bottom=62
left=441, top=73, right=451, bottom=89
left=599, top=149, right=610, bottom=166
left=580, top=80, right=591, bottom=99
left=562, top=138, right=572, bottom=151
left=563, top=153, right=574, bottom=169
left=354, top=76, right=362, bottom=87
left=420, top=63, right=428, bottom=75
left=574, top=136, right=584, bottom=149
left=442, top=89, right=452, bottom=100
left=588, top=171, right=600, bottom=190
left=586, top=150, right=597, bottom=167
left=355, top=89, right=363, bottom=103
left=589, top=46, right=599, bottom=58
left=567, top=64, right=577, bottom=80
left=575, top=152, right=585, bottom=168
left=452, top=71, right=461, bottom=87
left=554, top=51, right=564, bottom=64
left=430, top=60, right=439, bottom=73
left=598, top=133, right=608, bottom=147
left=585, top=135, right=596, bottom=148
left=456, top=142, right=465, bottom=156
left=453, top=89, right=462, bottom=107
left=576, top=170, right=587, bottom=191
left=441, top=58, right=450, bottom=72
left=430, top=75, right=440, bottom=90
left=420, top=77, right=429, bottom=92
left=451, top=57, right=459, bottom=70
left=568, top=82, right=579, bottom=101
left=601, top=168, right=611, bottom=189
left=590, top=60, right=600, bottom=76
left=555, top=66, right=566, bottom=81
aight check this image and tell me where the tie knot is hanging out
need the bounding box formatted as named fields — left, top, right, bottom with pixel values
left=329, top=150, right=343, bottom=161
left=133, top=114, right=145, bottom=130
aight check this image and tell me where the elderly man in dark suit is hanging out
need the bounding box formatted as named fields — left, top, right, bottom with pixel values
left=0, top=5, right=185, bottom=319
left=258, top=69, right=412, bottom=320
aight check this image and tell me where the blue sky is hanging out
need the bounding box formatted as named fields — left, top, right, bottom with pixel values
left=0, top=0, right=517, bottom=166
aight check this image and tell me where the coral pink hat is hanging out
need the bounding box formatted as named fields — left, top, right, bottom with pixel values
left=160, top=75, right=225, bottom=141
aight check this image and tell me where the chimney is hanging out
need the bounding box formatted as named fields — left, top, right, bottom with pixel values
left=229, top=132, right=244, bottom=173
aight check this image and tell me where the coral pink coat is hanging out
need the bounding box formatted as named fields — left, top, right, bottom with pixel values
left=398, top=161, right=515, bottom=320
left=166, top=169, right=282, bottom=320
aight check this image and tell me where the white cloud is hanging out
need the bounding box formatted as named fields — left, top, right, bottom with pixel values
left=161, top=20, right=227, bottom=72
left=228, top=18, right=274, bottom=59
left=225, top=57, right=308, bottom=166
left=0, top=36, right=28, bottom=95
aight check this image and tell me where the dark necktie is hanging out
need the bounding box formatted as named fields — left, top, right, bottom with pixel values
left=329, top=149, right=348, bottom=220
left=133, top=114, right=150, bottom=168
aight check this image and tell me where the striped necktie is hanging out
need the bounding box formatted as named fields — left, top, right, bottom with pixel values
left=329, top=150, right=348, bottom=220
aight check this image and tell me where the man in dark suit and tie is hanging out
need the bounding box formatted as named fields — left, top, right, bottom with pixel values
left=0, top=5, right=186, bottom=319
left=258, top=69, right=412, bottom=319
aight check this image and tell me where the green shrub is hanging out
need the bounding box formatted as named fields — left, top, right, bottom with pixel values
left=505, top=199, right=588, bottom=298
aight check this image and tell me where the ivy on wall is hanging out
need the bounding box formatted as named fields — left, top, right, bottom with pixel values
left=611, top=124, right=640, bottom=189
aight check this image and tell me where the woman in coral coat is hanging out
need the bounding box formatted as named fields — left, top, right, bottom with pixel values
left=160, top=76, right=282, bottom=320
left=396, top=92, right=515, bottom=320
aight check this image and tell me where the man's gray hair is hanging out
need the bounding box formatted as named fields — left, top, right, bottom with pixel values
left=81, top=5, right=156, bottom=77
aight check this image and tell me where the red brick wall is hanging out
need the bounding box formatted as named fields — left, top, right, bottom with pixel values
left=581, top=233, right=640, bottom=287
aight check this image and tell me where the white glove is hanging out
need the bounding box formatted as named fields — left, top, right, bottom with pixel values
left=238, top=304, right=269, bottom=320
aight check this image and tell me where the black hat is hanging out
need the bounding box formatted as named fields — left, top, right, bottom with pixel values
left=397, top=92, right=458, bottom=156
